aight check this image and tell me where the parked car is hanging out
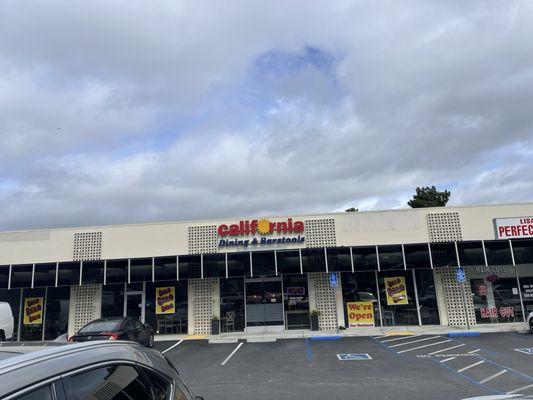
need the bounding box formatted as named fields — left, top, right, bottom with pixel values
left=0, top=341, right=203, bottom=399
left=0, top=302, right=14, bottom=342
left=527, top=311, right=533, bottom=333
left=70, top=317, right=155, bottom=347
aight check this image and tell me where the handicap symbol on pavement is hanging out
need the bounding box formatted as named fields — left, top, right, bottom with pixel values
left=337, top=353, right=372, bottom=361
left=515, top=348, right=533, bottom=355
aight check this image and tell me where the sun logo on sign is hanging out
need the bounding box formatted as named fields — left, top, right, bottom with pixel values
left=257, top=218, right=272, bottom=235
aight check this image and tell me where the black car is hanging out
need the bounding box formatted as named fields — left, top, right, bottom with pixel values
left=70, top=317, right=154, bottom=347
left=0, top=341, right=203, bottom=399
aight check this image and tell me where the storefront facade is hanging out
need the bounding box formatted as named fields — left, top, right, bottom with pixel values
left=1, top=203, right=533, bottom=340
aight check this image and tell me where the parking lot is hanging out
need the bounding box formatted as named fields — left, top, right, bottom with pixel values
left=155, top=332, right=533, bottom=400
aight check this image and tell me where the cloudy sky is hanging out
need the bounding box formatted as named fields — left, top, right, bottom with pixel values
left=0, top=1, right=532, bottom=230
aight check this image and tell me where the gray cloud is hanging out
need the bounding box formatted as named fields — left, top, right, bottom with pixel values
left=0, top=0, right=532, bottom=230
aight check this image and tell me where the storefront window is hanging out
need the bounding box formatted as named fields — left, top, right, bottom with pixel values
left=404, top=244, right=431, bottom=269
left=130, top=258, right=152, bottom=283
left=516, top=264, right=533, bottom=317
left=102, top=284, right=125, bottom=318
left=0, top=265, right=9, bottom=289
left=378, top=271, right=418, bottom=326
left=378, top=245, right=404, bottom=271
left=326, top=248, right=352, bottom=272
left=301, top=248, right=326, bottom=273
left=179, top=255, right=201, bottom=279
left=276, top=250, right=300, bottom=275
left=283, top=275, right=309, bottom=329
left=484, top=240, right=513, bottom=266
left=457, top=241, right=485, bottom=266
left=82, top=261, right=104, bottom=284
left=57, top=262, right=81, bottom=286
left=430, top=243, right=457, bottom=267
left=10, top=264, right=33, bottom=289
left=352, top=247, right=378, bottom=271
left=227, top=253, right=251, bottom=278
left=154, top=257, right=177, bottom=281
left=220, top=278, right=245, bottom=332
left=468, top=265, right=522, bottom=324
left=145, top=281, right=188, bottom=335
left=34, top=263, right=56, bottom=288
left=203, top=254, right=226, bottom=278
left=512, top=239, right=533, bottom=264
left=0, top=288, right=21, bottom=340
left=106, top=260, right=127, bottom=284
left=415, top=270, right=439, bottom=325
left=341, top=272, right=381, bottom=328
left=251, top=251, right=275, bottom=277
left=20, top=288, right=46, bottom=341
left=44, top=287, right=70, bottom=340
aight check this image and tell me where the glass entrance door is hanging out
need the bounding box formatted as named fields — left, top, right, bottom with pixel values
left=125, top=293, right=144, bottom=323
left=245, top=277, right=284, bottom=332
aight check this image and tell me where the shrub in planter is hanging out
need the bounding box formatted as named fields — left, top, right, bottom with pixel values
left=310, top=310, right=320, bottom=331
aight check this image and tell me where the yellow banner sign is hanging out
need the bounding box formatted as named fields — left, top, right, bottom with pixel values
left=23, top=297, right=44, bottom=325
left=347, top=301, right=374, bottom=327
left=156, top=287, right=175, bottom=314
left=384, top=277, right=408, bottom=305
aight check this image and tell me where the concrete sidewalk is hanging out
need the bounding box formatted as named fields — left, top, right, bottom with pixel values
left=154, top=322, right=529, bottom=343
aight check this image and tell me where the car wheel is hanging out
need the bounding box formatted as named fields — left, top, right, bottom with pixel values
left=148, top=334, right=154, bottom=348
left=530, top=320, right=533, bottom=334
left=0, top=331, right=5, bottom=342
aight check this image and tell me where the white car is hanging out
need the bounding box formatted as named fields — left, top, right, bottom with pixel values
left=528, top=311, right=533, bottom=334
left=0, top=302, right=14, bottom=342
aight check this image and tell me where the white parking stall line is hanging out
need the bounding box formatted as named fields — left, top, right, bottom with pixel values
left=440, top=357, right=456, bottom=363
left=389, top=336, right=441, bottom=348
left=380, top=334, right=421, bottom=343
left=507, top=383, right=533, bottom=394
left=161, top=339, right=184, bottom=354
left=479, top=369, right=508, bottom=384
left=468, top=349, right=481, bottom=354
left=397, top=339, right=452, bottom=354
left=457, top=360, right=485, bottom=373
left=428, top=344, right=465, bottom=355
left=221, top=342, right=243, bottom=366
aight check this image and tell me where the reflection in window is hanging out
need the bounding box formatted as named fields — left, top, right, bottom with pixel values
left=57, top=262, right=81, bottom=286
left=352, top=247, right=378, bottom=271
left=14, top=384, right=53, bottom=400
left=484, top=240, right=513, bottom=266
left=101, top=284, right=125, bottom=318
left=179, top=255, right=201, bottom=279
left=106, top=260, right=127, bottom=284
left=378, top=271, right=418, bottom=326
left=203, top=254, right=226, bottom=278
left=430, top=243, right=457, bottom=267
left=227, top=253, right=251, bottom=278
left=301, top=248, right=326, bottom=273
left=341, top=272, right=381, bottom=327
left=283, top=274, right=309, bottom=329
left=0, top=265, right=8, bottom=289
left=404, top=244, right=431, bottom=269
left=251, top=251, right=275, bottom=276
left=415, top=270, right=439, bottom=325
left=326, top=248, right=352, bottom=272
left=457, top=241, right=485, bottom=266
left=276, top=250, right=301, bottom=275
left=220, top=278, right=245, bottom=332
left=10, top=264, right=33, bottom=289
left=82, top=261, right=104, bottom=284
left=130, top=258, right=152, bottom=282
left=512, top=239, right=533, bottom=264
left=44, top=286, right=70, bottom=340
left=154, top=257, right=177, bottom=281
left=33, top=263, right=56, bottom=288
left=0, top=288, right=21, bottom=340
left=145, top=281, right=188, bottom=335
left=378, top=246, right=404, bottom=270
left=517, top=264, right=533, bottom=317
left=468, top=265, right=522, bottom=324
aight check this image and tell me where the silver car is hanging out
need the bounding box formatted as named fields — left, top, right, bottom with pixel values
left=0, top=341, right=203, bottom=400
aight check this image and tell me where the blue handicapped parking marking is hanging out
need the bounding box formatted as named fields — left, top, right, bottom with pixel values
left=515, top=348, right=533, bottom=355
left=337, top=353, right=372, bottom=361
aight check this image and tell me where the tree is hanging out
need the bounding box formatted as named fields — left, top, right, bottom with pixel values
left=345, top=207, right=359, bottom=212
left=407, top=186, right=451, bottom=208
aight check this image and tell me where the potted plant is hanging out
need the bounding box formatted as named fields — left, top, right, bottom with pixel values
left=211, top=315, right=220, bottom=335
left=310, top=310, right=320, bottom=331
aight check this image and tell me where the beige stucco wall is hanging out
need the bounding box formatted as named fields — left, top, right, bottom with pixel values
left=0, top=202, right=532, bottom=265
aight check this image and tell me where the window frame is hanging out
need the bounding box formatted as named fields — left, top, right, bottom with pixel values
left=3, top=377, right=63, bottom=400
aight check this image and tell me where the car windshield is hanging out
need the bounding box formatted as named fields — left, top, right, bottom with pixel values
left=79, top=320, right=122, bottom=333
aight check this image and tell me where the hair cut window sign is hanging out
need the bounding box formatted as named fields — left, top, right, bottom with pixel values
left=217, top=218, right=305, bottom=248
left=494, top=217, right=533, bottom=239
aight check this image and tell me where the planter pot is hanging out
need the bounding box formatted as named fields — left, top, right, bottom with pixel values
left=211, top=320, right=220, bottom=335
left=310, top=315, right=319, bottom=331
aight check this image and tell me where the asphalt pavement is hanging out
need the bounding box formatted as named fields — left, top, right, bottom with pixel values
left=153, top=332, right=533, bottom=400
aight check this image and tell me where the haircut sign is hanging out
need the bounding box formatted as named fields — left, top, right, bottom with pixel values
left=156, top=287, right=175, bottom=315
left=347, top=301, right=375, bottom=327
left=384, top=277, right=408, bottom=306
left=23, top=297, right=43, bottom=325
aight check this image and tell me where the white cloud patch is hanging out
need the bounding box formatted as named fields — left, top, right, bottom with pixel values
left=0, top=0, right=532, bottom=229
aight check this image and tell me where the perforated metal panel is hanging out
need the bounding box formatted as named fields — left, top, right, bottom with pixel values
left=68, top=284, right=102, bottom=335
left=308, top=272, right=339, bottom=330
left=73, top=232, right=103, bottom=261
left=304, top=219, right=336, bottom=248
left=434, top=266, right=476, bottom=327
left=188, top=278, right=219, bottom=334
left=188, top=225, right=218, bottom=254
left=427, top=212, right=462, bottom=242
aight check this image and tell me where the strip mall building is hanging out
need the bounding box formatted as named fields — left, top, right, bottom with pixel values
left=1, top=202, right=533, bottom=341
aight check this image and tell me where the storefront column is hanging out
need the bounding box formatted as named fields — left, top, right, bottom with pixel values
left=67, top=284, right=102, bottom=337
left=308, top=272, right=344, bottom=330
left=187, top=278, right=219, bottom=335
left=434, top=267, right=476, bottom=328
